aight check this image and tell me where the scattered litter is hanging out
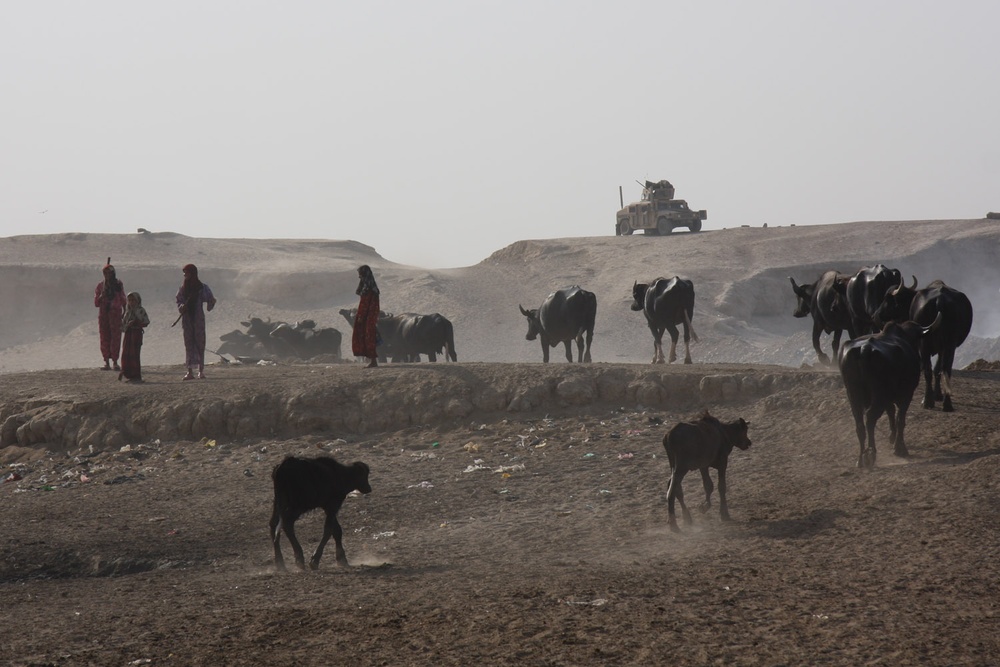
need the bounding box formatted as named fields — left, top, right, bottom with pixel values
left=498, top=489, right=510, bottom=494
left=148, top=516, right=167, bottom=522
left=648, top=417, right=663, bottom=425
left=166, top=530, right=179, bottom=536
left=463, top=463, right=489, bottom=473
left=410, top=452, right=437, bottom=461
left=599, top=489, right=612, bottom=495
left=119, top=445, right=132, bottom=453
left=625, top=429, right=642, bottom=436
left=243, top=469, right=254, bottom=477
left=80, top=474, right=91, bottom=483
left=201, top=438, right=217, bottom=448
left=373, top=531, right=396, bottom=540
left=431, top=442, right=440, bottom=448
left=41, top=485, right=55, bottom=491
left=3, top=473, right=22, bottom=483
left=463, top=442, right=481, bottom=453
left=407, top=481, right=434, bottom=489
left=617, top=452, right=634, bottom=460
left=583, top=453, right=596, bottom=459
left=493, top=464, right=525, bottom=474
left=561, top=597, right=608, bottom=607
left=256, top=359, right=276, bottom=366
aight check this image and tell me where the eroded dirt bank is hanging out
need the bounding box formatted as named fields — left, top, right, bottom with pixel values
left=0, top=361, right=823, bottom=454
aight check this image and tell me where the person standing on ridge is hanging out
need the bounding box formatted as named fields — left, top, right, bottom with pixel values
left=175, top=263, right=217, bottom=380
left=352, top=265, right=380, bottom=368
left=94, top=258, right=126, bottom=371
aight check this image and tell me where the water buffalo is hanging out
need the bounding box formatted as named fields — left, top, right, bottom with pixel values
left=839, top=313, right=942, bottom=467
left=789, top=271, right=855, bottom=365
left=269, top=456, right=371, bottom=570
left=874, top=277, right=973, bottom=412
left=270, top=321, right=342, bottom=361
left=846, top=264, right=903, bottom=336
left=519, top=286, right=596, bottom=363
left=631, top=277, right=697, bottom=364
left=378, top=313, right=458, bottom=362
left=662, top=412, right=752, bottom=531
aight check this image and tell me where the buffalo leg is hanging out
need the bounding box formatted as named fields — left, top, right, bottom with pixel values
left=650, top=326, right=664, bottom=364
left=563, top=341, right=573, bottom=363
left=940, top=349, right=956, bottom=412
left=847, top=401, right=867, bottom=468
left=665, top=324, right=680, bottom=363
left=269, top=506, right=287, bottom=571
left=893, top=397, right=912, bottom=457
left=681, top=322, right=693, bottom=365
left=717, top=465, right=731, bottom=521
left=812, top=321, right=831, bottom=365
left=311, top=510, right=347, bottom=569
left=583, top=330, right=593, bottom=363
left=574, top=335, right=584, bottom=362
left=666, top=470, right=689, bottom=531
left=281, top=517, right=308, bottom=569
left=699, top=468, right=714, bottom=512
left=921, top=349, right=936, bottom=410
left=863, top=402, right=886, bottom=467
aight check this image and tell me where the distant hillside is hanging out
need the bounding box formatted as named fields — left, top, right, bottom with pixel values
left=1, top=220, right=998, bottom=373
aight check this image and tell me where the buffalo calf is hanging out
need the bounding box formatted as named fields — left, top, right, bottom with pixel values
left=662, top=412, right=751, bottom=531
left=269, top=456, right=372, bottom=570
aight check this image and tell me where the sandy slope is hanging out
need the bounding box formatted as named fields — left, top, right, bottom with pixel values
left=1, top=219, right=998, bottom=374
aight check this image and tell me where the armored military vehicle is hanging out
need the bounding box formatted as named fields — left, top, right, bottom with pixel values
left=615, top=180, right=707, bottom=236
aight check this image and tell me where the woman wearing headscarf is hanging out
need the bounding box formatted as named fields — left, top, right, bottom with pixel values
left=94, top=258, right=127, bottom=371
left=119, top=291, right=150, bottom=382
left=175, top=264, right=217, bottom=380
left=353, top=265, right=380, bottom=368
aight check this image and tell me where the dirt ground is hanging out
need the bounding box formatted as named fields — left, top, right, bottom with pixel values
left=1, top=360, right=999, bottom=666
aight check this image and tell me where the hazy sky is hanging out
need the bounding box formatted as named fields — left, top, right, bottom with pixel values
left=3, top=2, right=998, bottom=268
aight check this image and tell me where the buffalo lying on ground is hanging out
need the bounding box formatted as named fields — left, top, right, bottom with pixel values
left=269, top=456, right=372, bottom=570
left=874, top=277, right=973, bottom=412
left=217, top=317, right=342, bottom=361
left=662, top=412, right=752, bottom=531
left=789, top=271, right=855, bottom=365
left=839, top=313, right=942, bottom=468
left=631, top=277, right=697, bottom=364
left=519, top=286, right=596, bottom=363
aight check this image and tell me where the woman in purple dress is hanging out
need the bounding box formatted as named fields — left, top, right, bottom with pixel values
left=175, top=264, right=217, bottom=380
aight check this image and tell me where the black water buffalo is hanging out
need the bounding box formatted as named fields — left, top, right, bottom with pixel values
left=789, top=271, right=855, bottom=365
left=519, top=286, right=596, bottom=363
left=378, top=312, right=458, bottom=362
left=631, top=277, right=697, bottom=364
left=270, top=321, right=342, bottom=361
left=874, top=277, right=973, bottom=412
left=218, top=317, right=341, bottom=361
left=269, top=456, right=372, bottom=570
left=662, top=412, right=752, bottom=531
left=846, top=264, right=903, bottom=335
left=838, top=313, right=942, bottom=468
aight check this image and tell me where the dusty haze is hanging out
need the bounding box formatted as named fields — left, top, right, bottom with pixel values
left=2, top=218, right=998, bottom=374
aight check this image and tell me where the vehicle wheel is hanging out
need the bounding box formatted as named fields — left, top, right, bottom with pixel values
left=618, top=221, right=632, bottom=236
left=657, top=218, right=673, bottom=235
left=689, top=219, right=702, bottom=232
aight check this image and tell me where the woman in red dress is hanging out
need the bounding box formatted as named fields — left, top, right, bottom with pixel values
left=352, top=265, right=380, bottom=368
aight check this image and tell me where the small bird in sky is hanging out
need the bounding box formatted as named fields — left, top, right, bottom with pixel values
left=38, top=209, right=48, bottom=214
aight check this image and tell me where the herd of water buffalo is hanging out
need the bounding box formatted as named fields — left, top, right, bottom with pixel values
left=260, top=265, right=974, bottom=566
